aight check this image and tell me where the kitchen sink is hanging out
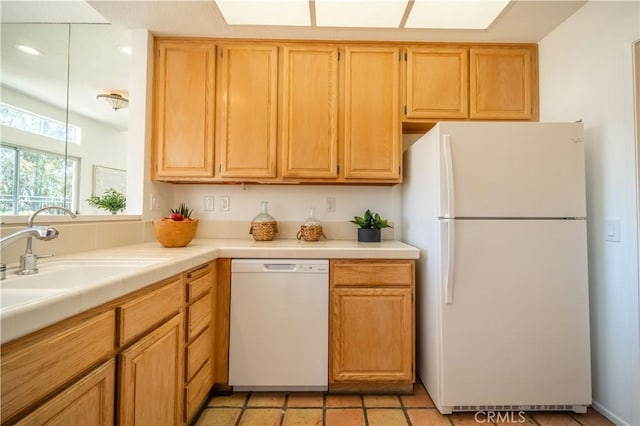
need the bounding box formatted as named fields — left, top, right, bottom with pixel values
left=2, top=259, right=163, bottom=289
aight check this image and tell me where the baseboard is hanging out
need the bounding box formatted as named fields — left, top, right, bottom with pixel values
left=592, top=399, right=629, bottom=426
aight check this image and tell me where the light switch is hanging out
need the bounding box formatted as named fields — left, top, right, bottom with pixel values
left=204, top=196, right=215, bottom=211
left=605, top=219, right=621, bottom=242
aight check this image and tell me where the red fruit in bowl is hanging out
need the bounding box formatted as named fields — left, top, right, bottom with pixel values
left=170, top=212, right=184, bottom=221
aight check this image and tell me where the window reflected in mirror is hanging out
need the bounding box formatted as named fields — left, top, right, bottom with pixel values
left=0, top=23, right=130, bottom=217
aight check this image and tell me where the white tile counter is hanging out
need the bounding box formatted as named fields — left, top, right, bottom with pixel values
left=1, top=239, right=418, bottom=344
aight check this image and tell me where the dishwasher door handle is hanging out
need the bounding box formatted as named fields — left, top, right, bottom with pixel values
left=263, top=263, right=298, bottom=271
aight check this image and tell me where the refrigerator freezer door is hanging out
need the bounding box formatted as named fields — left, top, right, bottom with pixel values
left=440, top=219, right=591, bottom=409
left=437, top=122, right=586, bottom=218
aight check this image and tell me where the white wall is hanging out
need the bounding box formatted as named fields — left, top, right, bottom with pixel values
left=171, top=184, right=403, bottom=240
left=539, top=2, right=640, bottom=425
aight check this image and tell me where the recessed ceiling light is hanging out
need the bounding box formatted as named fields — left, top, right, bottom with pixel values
left=15, top=44, right=41, bottom=56
left=405, top=0, right=511, bottom=30
left=315, top=0, right=408, bottom=28
left=215, top=0, right=310, bottom=26
left=119, top=46, right=132, bottom=55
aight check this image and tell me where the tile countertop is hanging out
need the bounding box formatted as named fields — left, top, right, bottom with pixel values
left=0, top=238, right=419, bottom=344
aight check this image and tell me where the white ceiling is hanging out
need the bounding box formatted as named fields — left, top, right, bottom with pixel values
left=0, top=0, right=586, bottom=133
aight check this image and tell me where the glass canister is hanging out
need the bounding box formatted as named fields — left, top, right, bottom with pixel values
left=250, top=201, right=278, bottom=241
left=297, top=207, right=325, bottom=242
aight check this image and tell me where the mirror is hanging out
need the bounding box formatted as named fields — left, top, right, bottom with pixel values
left=0, top=23, right=130, bottom=216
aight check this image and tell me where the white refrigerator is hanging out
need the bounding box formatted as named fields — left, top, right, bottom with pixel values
left=402, top=122, right=591, bottom=414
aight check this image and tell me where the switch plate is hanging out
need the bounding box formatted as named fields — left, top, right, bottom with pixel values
left=150, top=193, right=160, bottom=211
left=220, top=196, right=230, bottom=212
left=605, top=219, right=621, bottom=242
left=326, top=197, right=336, bottom=213
left=204, top=196, right=215, bottom=212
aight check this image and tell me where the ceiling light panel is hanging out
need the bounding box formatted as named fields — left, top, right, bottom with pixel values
left=405, top=0, right=510, bottom=29
left=215, top=0, right=310, bottom=26
left=315, top=0, right=409, bottom=28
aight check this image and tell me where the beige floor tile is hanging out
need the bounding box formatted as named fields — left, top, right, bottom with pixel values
left=246, top=392, right=286, bottom=407
left=325, top=409, right=366, bottom=426
left=451, top=411, right=485, bottom=425
left=238, top=408, right=283, bottom=426
left=208, top=392, right=248, bottom=407
left=363, top=395, right=402, bottom=408
left=326, top=394, right=363, bottom=408
left=367, top=408, right=409, bottom=426
left=531, top=412, right=581, bottom=426
left=287, top=392, right=324, bottom=407
left=570, top=408, right=615, bottom=426
left=195, top=408, right=242, bottom=426
left=407, top=408, right=451, bottom=426
left=282, top=408, right=323, bottom=426
left=400, top=383, right=435, bottom=408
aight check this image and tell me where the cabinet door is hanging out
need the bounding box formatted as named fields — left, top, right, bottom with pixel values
left=281, top=46, right=339, bottom=179
left=343, top=46, right=401, bottom=181
left=405, top=47, right=468, bottom=119
left=153, top=40, right=215, bottom=178
left=330, top=287, right=413, bottom=382
left=118, top=313, right=184, bottom=426
left=217, top=44, right=278, bottom=178
left=470, top=47, right=534, bottom=119
left=16, top=360, right=115, bottom=426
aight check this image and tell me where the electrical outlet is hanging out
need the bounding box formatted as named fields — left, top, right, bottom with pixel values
left=150, top=193, right=160, bottom=211
left=204, top=196, right=215, bottom=212
left=326, top=197, right=336, bottom=213
left=220, top=196, right=230, bottom=212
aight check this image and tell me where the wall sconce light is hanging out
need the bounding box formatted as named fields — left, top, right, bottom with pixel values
left=96, top=92, right=129, bottom=111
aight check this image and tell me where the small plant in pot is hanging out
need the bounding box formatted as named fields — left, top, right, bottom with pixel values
left=152, top=203, right=199, bottom=248
left=86, top=188, right=126, bottom=214
left=350, top=209, right=392, bottom=242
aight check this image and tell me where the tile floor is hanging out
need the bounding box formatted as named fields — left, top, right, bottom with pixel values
left=195, top=381, right=613, bottom=426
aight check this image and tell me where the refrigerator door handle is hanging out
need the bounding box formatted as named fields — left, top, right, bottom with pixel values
left=442, top=135, right=455, bottom=218
left=444, top=219, right=455, bottom=304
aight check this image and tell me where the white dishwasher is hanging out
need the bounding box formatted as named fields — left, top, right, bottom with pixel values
left=229, top=259, right=329, bottom=391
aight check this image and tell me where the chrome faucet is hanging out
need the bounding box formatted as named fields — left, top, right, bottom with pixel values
left=0, top=206, right=77, bottom=278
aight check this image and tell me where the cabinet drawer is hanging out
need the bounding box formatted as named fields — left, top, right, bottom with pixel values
left=332, top=260, right=414, bottom=286
left=186, top=326, right=212, bottom=381
left=1, top=310, right=115, bottom=424
left=185, top=360, right=212, bottom=422
left=187, top=264, right=212, bottom=303
left=16, top=359, right=115, bottom=426
left=118, top=277, right=183, bottom=346
left=187, top=292, right=212, bottom=342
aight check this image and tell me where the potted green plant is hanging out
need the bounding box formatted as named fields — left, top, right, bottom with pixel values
left=86, top=188, right=126, bottom=214
left=350, top=209, right=392, bottom=242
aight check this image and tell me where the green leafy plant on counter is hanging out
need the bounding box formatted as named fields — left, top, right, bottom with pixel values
left=350, top=209, right=392, bottom=229
left=86, top=188, right=126, bottom=214
left=163, top=203, right=195, bottom=221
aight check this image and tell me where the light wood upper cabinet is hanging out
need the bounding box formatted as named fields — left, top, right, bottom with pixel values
left=470, top=47, right=535, bottom=120
left=217, top=44, right=278, bottom=178
left=153, top=40, right=216, bottom=178
left=343, top=46, right=401, bottom=181
left=281, top=46, right=339, bottom=179
left=405, top=46, right=469, bottom=119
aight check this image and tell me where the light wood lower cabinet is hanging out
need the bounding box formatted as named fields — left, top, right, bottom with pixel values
left=118, top=313, right=185, bottom=426
left=0, top=310, right=116, bottom=424
left=184, top=262, right=216, bottom=423
left=16, top=360, right=115, bottom=426
left=330, top=259, right=415, bottom=391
